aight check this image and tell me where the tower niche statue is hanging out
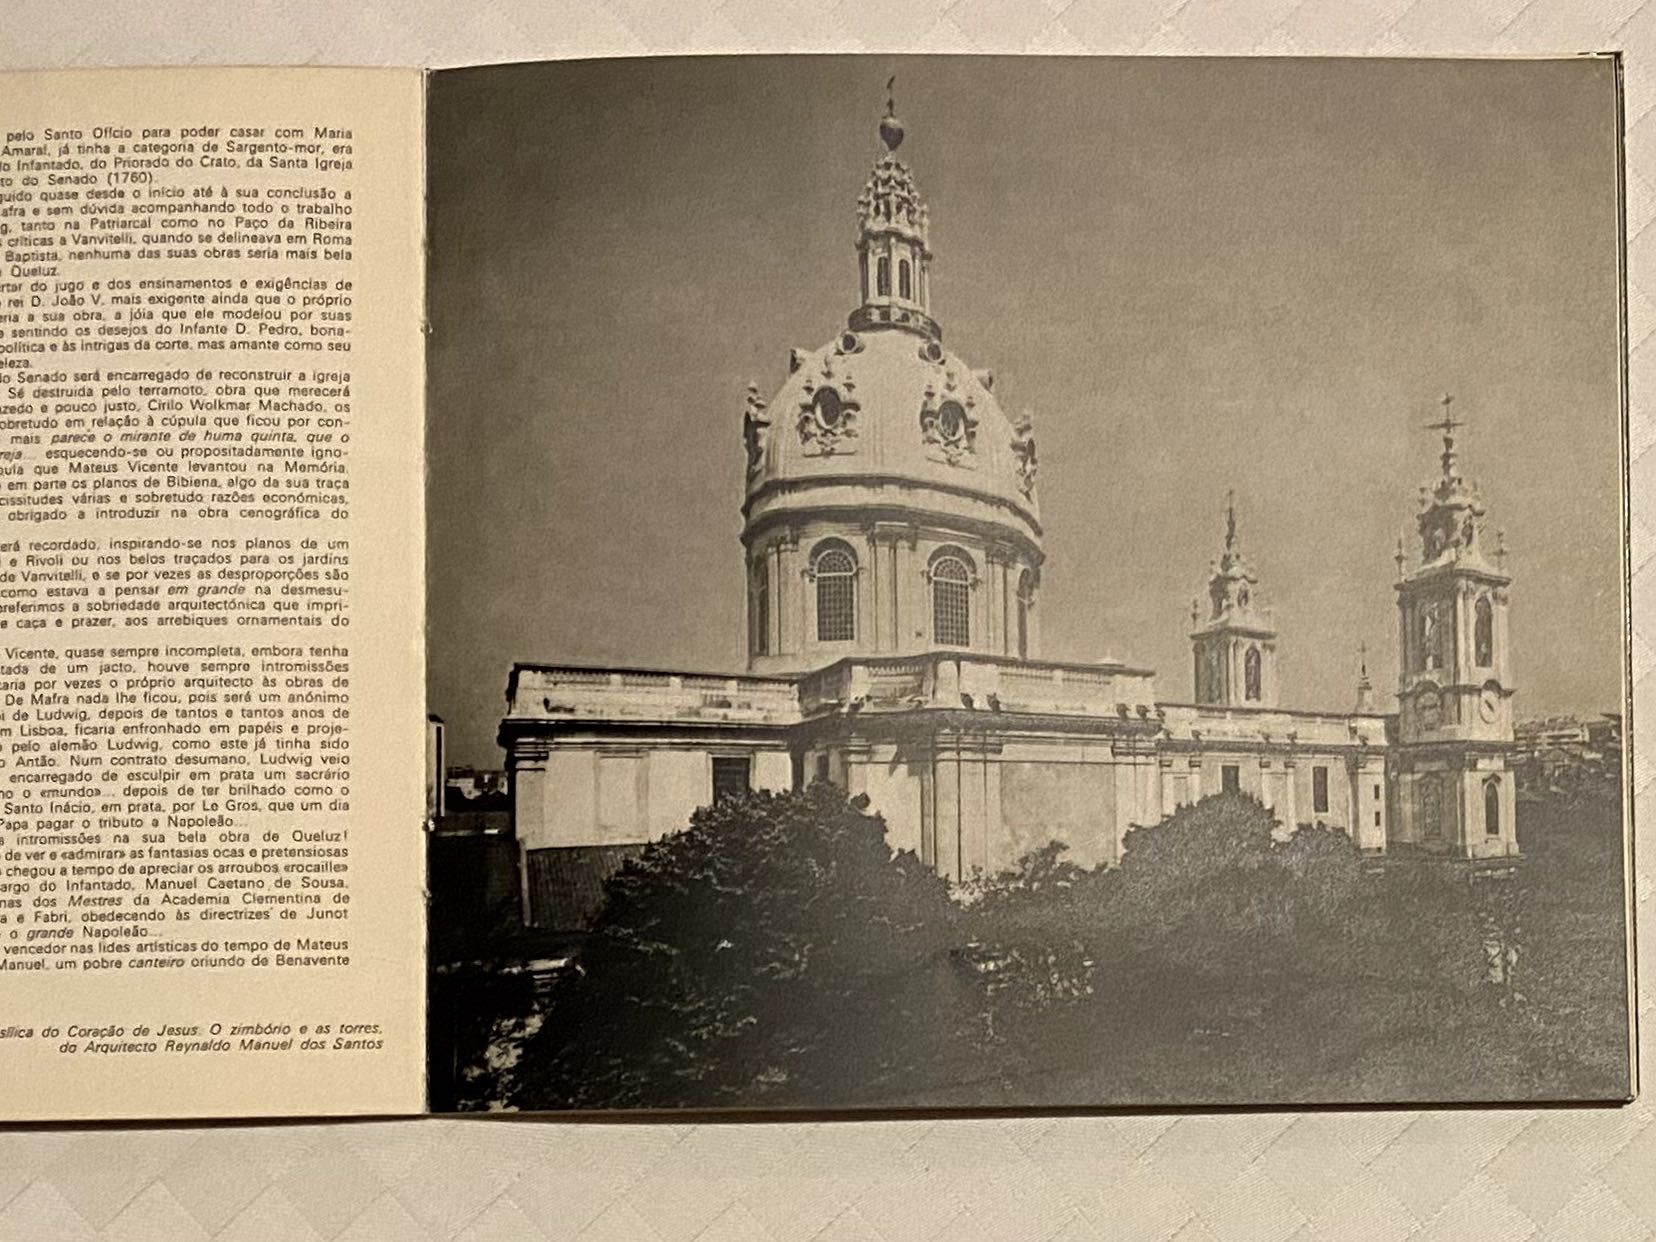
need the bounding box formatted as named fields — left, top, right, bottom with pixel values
left=1391, top=398, right=1518, bottom=858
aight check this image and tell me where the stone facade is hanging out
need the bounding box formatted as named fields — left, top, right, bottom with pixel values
left=498, top=97, right=1518, bottom=926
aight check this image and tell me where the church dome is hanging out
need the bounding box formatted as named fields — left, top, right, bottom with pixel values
left=743, top=327, right=1040, bottom=549
left=738, top=91, right=1045, bottom=676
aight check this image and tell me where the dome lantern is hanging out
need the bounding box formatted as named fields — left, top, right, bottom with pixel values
left=852, top=81, right=938, bottom=342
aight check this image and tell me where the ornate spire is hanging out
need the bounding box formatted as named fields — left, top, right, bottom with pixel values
left=1222, top=489, right=1240, bottom=564
left=1413, top=393, right=1492, bottom=570
left=850, top=81, right=938, bottom=342
left=1201, top=491, right=1266, bottom=624
left=1428, top=394, right=1462, bottom=473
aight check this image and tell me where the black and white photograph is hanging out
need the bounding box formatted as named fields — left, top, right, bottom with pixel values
left=423, top=55, right=1633, bottom=1113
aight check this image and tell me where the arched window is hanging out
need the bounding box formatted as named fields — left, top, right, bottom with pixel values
left=876, top=256, right=890, bottom=297
left=812, top=543, right=856, bottom=643
left=1484, top=778, right=1501, bottom=837
left=898, top=259, right=911, bottom=299
left=1016, top=570, right=1034, bottom=660
left=1244, top=647, right=1262, bottom=701
left=1475, top=596, right=1494, bottom=667
left=751, top=557, right=769, bottom=655
left=931, top=553, right=972, bottom=647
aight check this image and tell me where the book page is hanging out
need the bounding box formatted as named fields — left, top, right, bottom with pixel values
left=424, top=56, right=1630, bottom=1114
left=0, top=67, right=425, bottom=1120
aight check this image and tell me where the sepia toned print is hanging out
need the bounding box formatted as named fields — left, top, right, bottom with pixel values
left=424, top=56, right=1632, bottom=1112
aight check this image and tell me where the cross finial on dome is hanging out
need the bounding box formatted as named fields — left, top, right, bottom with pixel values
left=1224, top=489, right=1237, bottom=552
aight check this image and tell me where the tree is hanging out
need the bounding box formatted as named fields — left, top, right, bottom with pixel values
left=1504, top=779, right=1633, bottom=1098
left=510, top=784, right=967, bottom=1110
left=1109, top=792, right=1300, bottom=981
left=957, top=795, right=1383, bottom=1104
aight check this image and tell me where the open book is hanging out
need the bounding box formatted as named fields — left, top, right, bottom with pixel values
left=0, top=56, right=1635, bottom=1121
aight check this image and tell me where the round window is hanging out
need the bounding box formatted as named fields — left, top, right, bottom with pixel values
left=814, top=387, right=844, bottom=429
left=937, top=400, right=965, bottom=441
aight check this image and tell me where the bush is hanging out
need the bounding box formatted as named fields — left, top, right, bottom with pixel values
left=499, top=784, right=1630, bottom=1110
left=510, top=784, right=967, bottom=1110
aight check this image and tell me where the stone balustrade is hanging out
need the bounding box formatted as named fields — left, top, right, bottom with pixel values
left=506, top=664, right=803, bottom=726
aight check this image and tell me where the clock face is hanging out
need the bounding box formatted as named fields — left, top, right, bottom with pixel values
left=1479, top=688, right=1500, bottom=724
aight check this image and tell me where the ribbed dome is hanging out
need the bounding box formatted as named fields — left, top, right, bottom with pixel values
left=743, top=326, right=1040, bottom=547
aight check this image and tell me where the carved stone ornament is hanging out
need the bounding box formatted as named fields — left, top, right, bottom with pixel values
left=918, top=370, right=978, bottom=464
left=797, top=358, right=859, bottom=455
left=742, top=382, right=771, bottom=476
left=1010, top=409, right=1038, bottom=498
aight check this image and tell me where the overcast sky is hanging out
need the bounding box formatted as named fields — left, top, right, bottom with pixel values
left=426, top=55, right=1623, bottom=770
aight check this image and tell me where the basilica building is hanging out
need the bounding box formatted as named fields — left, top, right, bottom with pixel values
left=498, top=100, right=1519, bottom=926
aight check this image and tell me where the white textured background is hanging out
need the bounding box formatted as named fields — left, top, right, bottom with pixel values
left=1, top=3, right=1651, bottom=1239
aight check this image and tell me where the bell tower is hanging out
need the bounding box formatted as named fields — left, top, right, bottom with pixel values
left=1391, top=398, right=1517, bottom=858
left=1191, top=494, right=1278, bottom=708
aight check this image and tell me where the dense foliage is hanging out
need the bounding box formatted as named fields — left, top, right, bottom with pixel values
left=487, top=776, right=1630, bottom=1112
left=512, top=784, right=968, bottom=1109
